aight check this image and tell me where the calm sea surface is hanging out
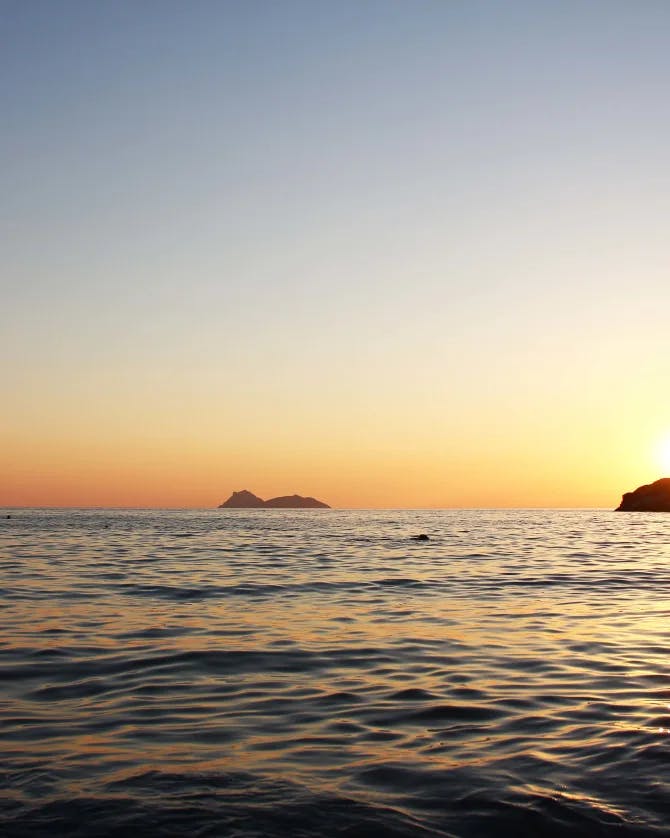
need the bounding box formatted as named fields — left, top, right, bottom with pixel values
left=1, top=508, right=670, bottom=837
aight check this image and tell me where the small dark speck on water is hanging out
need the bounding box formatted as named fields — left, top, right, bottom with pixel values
left=410, top=533, right=430, bottom=541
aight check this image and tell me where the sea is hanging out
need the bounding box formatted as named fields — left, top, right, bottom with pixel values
left=1, top=508, right=669, bottom=837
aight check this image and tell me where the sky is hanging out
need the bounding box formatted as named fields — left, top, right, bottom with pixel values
left=2, top=0, right=670, bottom=508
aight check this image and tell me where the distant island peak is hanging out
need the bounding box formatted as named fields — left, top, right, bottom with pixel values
left=218, top=490, right=330, bottom=509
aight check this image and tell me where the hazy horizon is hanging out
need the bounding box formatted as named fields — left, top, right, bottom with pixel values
left=4, top=1, right=670, bottom=508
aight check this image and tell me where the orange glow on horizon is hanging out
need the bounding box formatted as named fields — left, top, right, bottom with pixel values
left=2, top=412, right=665, bottom=509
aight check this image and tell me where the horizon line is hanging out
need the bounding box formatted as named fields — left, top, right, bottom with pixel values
left=1, top=504, right=615, bottom=511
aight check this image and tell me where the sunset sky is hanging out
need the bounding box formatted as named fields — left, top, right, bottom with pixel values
left=3, top=1, right=670, bottom=508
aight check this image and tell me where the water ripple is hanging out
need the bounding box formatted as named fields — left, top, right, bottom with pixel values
left=1, top=508, right=670, bottom=835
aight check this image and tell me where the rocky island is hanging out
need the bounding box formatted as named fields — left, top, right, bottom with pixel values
left=218, top=490, right=330, bottom=509
left=615, top=478, right=670, bottom=511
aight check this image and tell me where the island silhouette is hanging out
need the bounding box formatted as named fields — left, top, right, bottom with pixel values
left=616, top=478, right=670, bottom=511
left=218, top=490, right=330, bottom=509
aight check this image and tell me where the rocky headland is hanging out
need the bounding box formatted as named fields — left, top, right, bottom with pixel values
left=218, top=490, right=330, bottom=509
left=615, top=478, right=670, bottom=511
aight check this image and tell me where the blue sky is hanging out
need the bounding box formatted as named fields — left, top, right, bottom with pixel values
left=3, top=1, right=670, bottom=506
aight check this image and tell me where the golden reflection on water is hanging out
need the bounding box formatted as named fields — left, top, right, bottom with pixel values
left=4, top=509, right=670, bottom=830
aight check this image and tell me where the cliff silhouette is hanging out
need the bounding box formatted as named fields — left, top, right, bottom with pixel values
left=616, top=478, right=670, bottom=511
left=218, top=490, right=330, bottom=509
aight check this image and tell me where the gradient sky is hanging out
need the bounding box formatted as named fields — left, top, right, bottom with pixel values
left=3, top=0, right=670, bottom=508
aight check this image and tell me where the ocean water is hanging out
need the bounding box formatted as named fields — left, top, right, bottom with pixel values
left=1, top=508, right=670, bottom=837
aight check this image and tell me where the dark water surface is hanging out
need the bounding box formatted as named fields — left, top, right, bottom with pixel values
left=1, top=508, right=670, bottom=836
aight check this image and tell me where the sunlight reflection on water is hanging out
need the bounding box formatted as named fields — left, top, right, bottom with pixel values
left=1, top=508, right=670, bottom=836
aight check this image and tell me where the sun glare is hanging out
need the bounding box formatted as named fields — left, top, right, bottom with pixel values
left=656, top=437, right=670, bottom=476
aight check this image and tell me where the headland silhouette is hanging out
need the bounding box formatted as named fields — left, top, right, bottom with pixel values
left=616, top=477, right=670, bottom=511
